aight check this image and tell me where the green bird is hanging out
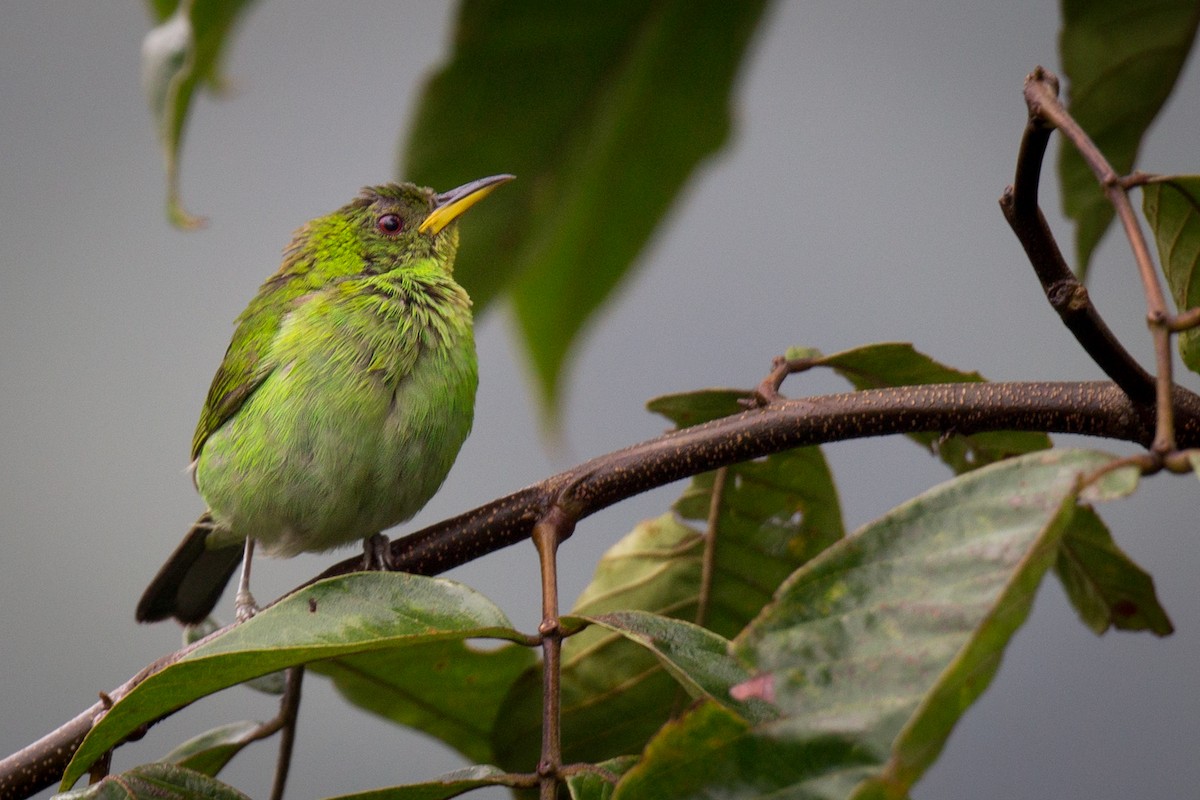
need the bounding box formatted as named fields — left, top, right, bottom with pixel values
left=137, top=174, right=512, bottom=624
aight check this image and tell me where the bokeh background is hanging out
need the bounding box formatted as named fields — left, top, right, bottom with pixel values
left=3, top=3, right=1198, bottom=798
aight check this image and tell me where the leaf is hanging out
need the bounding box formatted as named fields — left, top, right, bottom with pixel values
left=612, top=702, right=854, bottom=800
left=807, top=342, right=1053, bottom=473
left=141, top=0, right=256, bottom=228
left=615, top=449, right=1131, bottom=799
left=314, top=638, right=536, bottom=763
left=649, top=388, right=846, bottom=630
left=1057, top=0, right=1200, bottom=278
left=160, top=720, right=261, bottom=777
left=183, top=618, right=287, bottom=694
left=494, top=389, right=843, bottom=769
left=323, top=765, right=527, bottom=800
left=565, top=756, right=639, bottom=800
left=643, top=388, right=751, bottom=429
left=1055, top=505, right=1174, bottom=635
left=53, top=763, right=249, bottom=800
left=574, top=611, right=774, bottom=723
left=1142, top=176, right=1200, bottom=374
left=402, top=0, right=769, bottom=422
left=62, top=573, right=524, bottom=789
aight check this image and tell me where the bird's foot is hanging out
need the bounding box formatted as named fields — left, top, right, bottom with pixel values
left=363, top=533, right=395, bottom=571
left=235, top=589, right=259, bottom=622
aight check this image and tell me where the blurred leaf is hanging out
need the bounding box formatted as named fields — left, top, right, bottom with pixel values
left=323, top=765, right=526, bottom=800
left=160, top=720, right=261, bottom=776
left=1057, top=0, right=1200, bottom=278
left=141, top=0, right=255, bottom=228
left=62, top=573, right=524, bottom=790
left=1055, top=505, right=1173, bottom=635
left=614, top=449, right=1130, bottom=798
left=403, top=0, right=769, bottom=422
left=1142, top=176, right=1200, bottom=374
left=807, top=342, right=1052, bottom=473
left=53, top=763, right=248, bottom=800
left=495, top=389, right=842, bottom=769
left=566, top=756, right=639, bottom=800
left=314, top=638, right=536, bottom=763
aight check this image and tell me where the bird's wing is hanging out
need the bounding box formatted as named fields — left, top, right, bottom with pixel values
left=191, top=258, right=322, bottom=461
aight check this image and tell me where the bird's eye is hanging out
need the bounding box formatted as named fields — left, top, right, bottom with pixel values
left=376, top=214, right=403, bottom=235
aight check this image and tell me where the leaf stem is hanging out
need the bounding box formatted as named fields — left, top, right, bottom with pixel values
left=695, top=466, right=728, bottom=629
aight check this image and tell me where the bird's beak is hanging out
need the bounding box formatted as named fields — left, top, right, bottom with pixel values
left=418, top=174, right=515, bottom=235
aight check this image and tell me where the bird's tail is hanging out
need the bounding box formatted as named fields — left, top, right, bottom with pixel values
left=136, top=513, right=243, bottom=624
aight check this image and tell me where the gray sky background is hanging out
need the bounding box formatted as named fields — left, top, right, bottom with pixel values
left=2, top=3, right=1198, bottom=798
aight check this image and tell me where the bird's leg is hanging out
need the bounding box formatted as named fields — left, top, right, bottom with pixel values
left=234, top=537, right=260, bottom=622
left=362, top=533, right=394, bottom=571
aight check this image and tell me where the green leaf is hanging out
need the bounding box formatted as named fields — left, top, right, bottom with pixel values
left=643, top=387, right=751, bottom=429
left=574, top=611, right=774, bottom=723
left=62, top=573, right=524, bottom=789
left=323, top=765, right=527, bottom=800
left=616, top=449, right=1130, bottom=799
left=613, top=702, right=867, bottom=800
left=649, top=388, right=846, bottom=628
left=1055, top=505, right=1174, bottom=635
left=141, top=0, right=255, bottom=228
left=160, top=720, right=261, bottom=777
left=495, top=389, right=842, bottom=770
left=314, top=638, right=536, bottom=764
left=402, top=0, right=769, bottom=421
left=53, top=763, right=249, bottom=800
left=809, top=342, right=1053, bottom=473
left=1058, top=0, right=1200, bottom=277
left=1142, top=176, right=1200, bottom=374
left=183, top=617, right=287, bottom=694
left=566, top=756, right=639, bottom=800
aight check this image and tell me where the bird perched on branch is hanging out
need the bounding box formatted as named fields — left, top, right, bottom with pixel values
left=137, top=174, right=513, bottom=624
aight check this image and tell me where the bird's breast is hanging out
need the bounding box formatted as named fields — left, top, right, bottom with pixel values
left=194, top=278, right=477, bottom=555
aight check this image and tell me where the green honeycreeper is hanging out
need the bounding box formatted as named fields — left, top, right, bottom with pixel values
left=137, top=175, right=513, bottom=624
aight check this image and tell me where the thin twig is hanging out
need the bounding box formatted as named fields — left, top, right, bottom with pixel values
left=1023, top=67, right=1178, bottom=452
left=746, top=356, right=819, bottom=407
left=268, top=667, right=303, bottom=800
left=531, top=503, right=576, bottom=800
left=1000, top=73, right=1155, bottom=406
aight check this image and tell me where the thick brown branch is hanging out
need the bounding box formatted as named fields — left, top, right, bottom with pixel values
left=6, top=379, right=1200, bottom=800
left=338, top=380, right=1196, bottom=583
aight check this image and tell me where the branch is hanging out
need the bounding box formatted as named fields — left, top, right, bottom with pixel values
left=999, top=72, right=1156, bottom=406
left=6, top=379, right=1200, bottom=800
left=1021, top=67, right=1179, bottom=452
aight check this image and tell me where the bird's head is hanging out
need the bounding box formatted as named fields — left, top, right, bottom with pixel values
left=335, top=174, right=514, bottom=274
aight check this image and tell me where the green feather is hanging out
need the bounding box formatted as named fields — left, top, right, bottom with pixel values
left=140, top=177, right=510, bottom=624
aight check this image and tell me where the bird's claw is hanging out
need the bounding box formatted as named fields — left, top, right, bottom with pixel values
left=235, top=590, right=259, bottom=622
left=363, top=533, right=395, bottom=571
